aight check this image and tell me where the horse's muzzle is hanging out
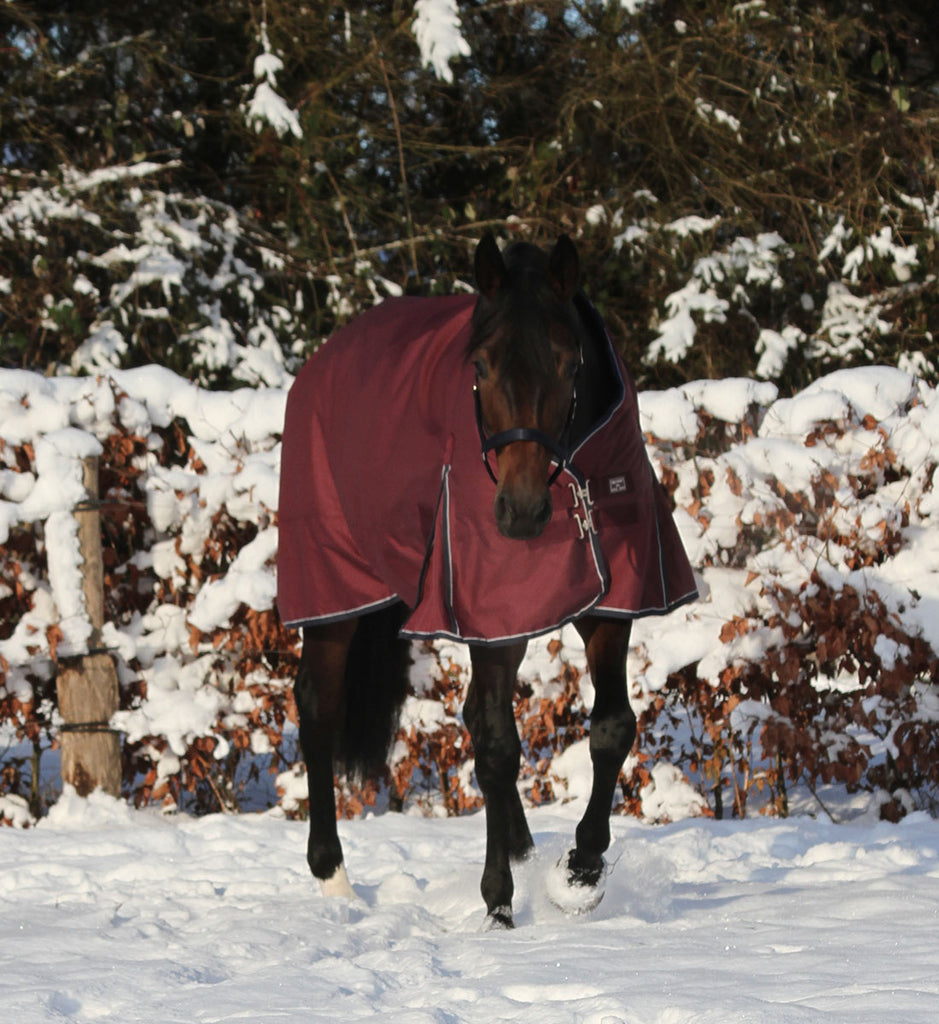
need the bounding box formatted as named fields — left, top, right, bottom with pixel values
left=494, top=490, right=552, bottom=539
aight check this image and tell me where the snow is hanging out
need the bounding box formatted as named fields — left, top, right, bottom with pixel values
left=639, top=763, right=709, bottom=822
left=2, top=792, right=938, bottom=1022
left=188, top=528, right=279, bottom=631
left=809, top=283, right=889, bottom=364
left=242, top=20, right=302, bottom=139
left=796, top=365, right=918, bottom=422
left=413, top=0, right=471, bottom=83
left=647, top=277, right=729, bottom=363
left=694, top=99, right=743, bottom=141
left=646, top=231, right=790, bottom=365
left=244, top=80, right=303, bottom=140
left=113, top=655, right=227, bottom=758
left=638, top=377, right=777, bottom=442
left=62, top=162, right=175, bottom=195
left=755, top=324, right=804, bottom=379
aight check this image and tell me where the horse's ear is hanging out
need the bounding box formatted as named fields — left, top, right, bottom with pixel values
left=548, top=235, right=579, bottom=302
left=475, top=232, right=506, bottom=300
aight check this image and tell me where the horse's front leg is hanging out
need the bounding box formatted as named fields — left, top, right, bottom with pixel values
left=464, top=641, right=534, bottom=928
left=566, top=617, right=636, bottom=889
left=295, top=620, right=357, bottom=897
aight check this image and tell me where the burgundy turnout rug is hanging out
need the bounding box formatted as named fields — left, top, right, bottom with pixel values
left=277, top=294, right=697, bottom=644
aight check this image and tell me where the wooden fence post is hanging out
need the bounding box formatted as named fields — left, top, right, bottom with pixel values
left=55, top=455, right=121, bottom=797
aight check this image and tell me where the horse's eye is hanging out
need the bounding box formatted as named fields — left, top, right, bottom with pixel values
left=473, top=358, right=489, bottom=381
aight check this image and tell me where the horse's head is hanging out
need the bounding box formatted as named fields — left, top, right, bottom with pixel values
left=468, top=233, right=584, bottom=540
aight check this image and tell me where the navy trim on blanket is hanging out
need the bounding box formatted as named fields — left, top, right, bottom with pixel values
left=282, top=593, right=401, bottom=631
left=593, top=585, right=700, bottom=622
left=401, top=598, right=605, bottom=648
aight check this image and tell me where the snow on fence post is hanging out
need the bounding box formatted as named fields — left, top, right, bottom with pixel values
left=55, top=455, right=121, bottom=797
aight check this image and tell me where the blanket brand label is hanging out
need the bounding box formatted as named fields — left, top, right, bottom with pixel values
left=608, top=475, right=628, bottom=495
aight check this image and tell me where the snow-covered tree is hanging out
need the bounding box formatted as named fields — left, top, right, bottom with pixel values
left=3, top=1, right=936, bottom=389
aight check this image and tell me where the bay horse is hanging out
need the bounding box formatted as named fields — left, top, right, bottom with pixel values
left=279, top=233, right=696, bottom=929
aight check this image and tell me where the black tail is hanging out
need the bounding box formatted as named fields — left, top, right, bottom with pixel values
left=339, top=602, right=410, bottom=780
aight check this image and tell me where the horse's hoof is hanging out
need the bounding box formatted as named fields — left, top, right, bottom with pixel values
left=483, top=905, right=514, bottom=930
left=545, top=850, right=607, bottom=915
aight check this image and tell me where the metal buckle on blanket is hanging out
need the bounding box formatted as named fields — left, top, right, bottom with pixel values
left=569, top=481, right=597, bottom=540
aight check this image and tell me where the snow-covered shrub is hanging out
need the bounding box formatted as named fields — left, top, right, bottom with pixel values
left=0, top=368, right=294, bottom=815
left=633, top=369, right=939, bottom=819
left=1, top=367, right=938, bottom=822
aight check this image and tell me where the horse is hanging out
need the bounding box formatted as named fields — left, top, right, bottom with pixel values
left=277, top=233, right=696, bottom=929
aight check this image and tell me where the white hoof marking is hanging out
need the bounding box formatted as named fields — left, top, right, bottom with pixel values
left=320, top=862, right=355, bottom=899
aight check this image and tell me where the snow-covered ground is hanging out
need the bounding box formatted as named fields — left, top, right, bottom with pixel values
left=3, top=791, right=938, bottom=1023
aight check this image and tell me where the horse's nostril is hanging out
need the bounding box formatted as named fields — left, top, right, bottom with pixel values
left=494, top=490, right=551, bottom=539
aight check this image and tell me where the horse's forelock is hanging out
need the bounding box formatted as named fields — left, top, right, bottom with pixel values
left=468, top=246, right=582, bottom=380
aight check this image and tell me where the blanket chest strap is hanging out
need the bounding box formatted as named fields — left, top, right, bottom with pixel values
left=568, top=480, right=597, bottom=540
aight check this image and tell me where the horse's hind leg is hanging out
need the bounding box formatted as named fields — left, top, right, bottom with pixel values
left=566, top=617, right=635, bottom=890
left=295, top=620, right=357, bottom=896
left=464, top=641, right=533, bottom=928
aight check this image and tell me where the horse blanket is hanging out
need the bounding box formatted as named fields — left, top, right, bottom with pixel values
left=277, top=294, right=697, bottom=644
